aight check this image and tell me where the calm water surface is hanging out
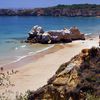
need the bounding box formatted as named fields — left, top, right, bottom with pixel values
left=0, top=16, right=100, bottom=66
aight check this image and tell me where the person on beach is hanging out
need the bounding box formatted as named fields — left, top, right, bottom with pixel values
left=99, top=35, right=100, bottom=46
left=0, top=67, right=3, bottom=72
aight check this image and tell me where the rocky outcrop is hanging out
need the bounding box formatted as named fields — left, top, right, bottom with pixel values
left=26, top=25, right=85, bottom=44
left=26, top=47, right=100, bottom=100
left=70, top=26, right=85, bottom=40
left=0, top=4, right=100, bottom=16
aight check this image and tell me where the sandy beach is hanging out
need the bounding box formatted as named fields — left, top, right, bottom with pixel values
left=0, top=36, right=99, bottom=99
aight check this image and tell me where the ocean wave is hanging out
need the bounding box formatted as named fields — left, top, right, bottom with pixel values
left=16, top=44, right=54, bottom=61
left=85, top=33, right=92, bottom=36
left=0, top=44, right=55, bottom=68
left=15, top=47, right=18, bottom=50
left=20, top=45, right=26, bottom=48
left=14, top=55, right=28, bottom=62
left=28, top=52, right=35, bottom=55
left=15, top=45, right=26, bottom=50
left=85, top=32, right=100, bottom=36
left=35, top=44, right=54, bottom=54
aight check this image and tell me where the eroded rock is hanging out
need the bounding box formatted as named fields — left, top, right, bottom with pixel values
left=26, top=25, right=85, bottom=44
left=27, top=47, right=100, bottom=100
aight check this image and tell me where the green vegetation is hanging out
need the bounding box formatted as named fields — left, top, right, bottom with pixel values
left=88, top=47, right=99, bottom=58
left=16, top=91, right=31, bottom=100
left=0, top=4, right=100, bottom=16
left=86, top=77, right=97, bottom=82
left=54, top=4, right=100, bottom=9
left=86, top=93, right=100, bottom=100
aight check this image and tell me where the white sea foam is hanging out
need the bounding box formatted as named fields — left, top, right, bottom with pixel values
left=15, top=44, right=55, bottom=62
left=28, top=52, right=35, bottom=55
left=15, top=47, right=18, bottom=50
left=16, top=44, right=54, bottom=62
left=0, top=44, right=55, bottom=68
left=14, top=55, right=27, bottom=62
left=35, top=44, right=54, bottom=54
left=85, top=33, right=92, bottom=36
left=20, top=45, right=26, bottom=48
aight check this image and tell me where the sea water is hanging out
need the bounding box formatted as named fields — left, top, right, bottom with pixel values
left=0, top=16, right=100, bottom=66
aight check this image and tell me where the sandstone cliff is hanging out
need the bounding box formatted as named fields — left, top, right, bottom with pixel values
left=25, top=47, right=100, bottom=100
left=0, top=4, right=100, bottom=17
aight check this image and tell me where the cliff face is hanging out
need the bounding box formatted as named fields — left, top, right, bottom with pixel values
left=33, top=6, right=100, bottom=17
left=26, top=47, right=100, bottom=100
left=0, top=4, right=100, bottom=16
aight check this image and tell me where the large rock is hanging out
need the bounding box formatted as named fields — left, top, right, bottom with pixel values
left=41, top=32, right=51, bottom=44
left=48, top=29, right=72, bottom=43
left=26, top=25, right=85, bottom=44
left=70, top=26, right=85, bottom=40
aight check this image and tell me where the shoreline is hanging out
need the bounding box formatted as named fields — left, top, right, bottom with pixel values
left=0, top=34, right=99, bottom=71
left=0, top=44, right=64, bottom=71
left=0, top=35, right=99, bottom=99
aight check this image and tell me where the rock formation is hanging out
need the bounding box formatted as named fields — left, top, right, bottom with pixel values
left=0, top=4, right=100, bottom=16
left=26, top=25, right=85, bottom=44
left=25, top=47, right=100, bottom=100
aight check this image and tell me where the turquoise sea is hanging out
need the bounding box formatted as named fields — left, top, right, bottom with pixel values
left=0, top=16, right=100, bottom=66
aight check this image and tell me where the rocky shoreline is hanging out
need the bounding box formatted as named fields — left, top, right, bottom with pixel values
left=0, top=4, right=100, bottom=16
left=26, top=25, right=85, bottom=44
